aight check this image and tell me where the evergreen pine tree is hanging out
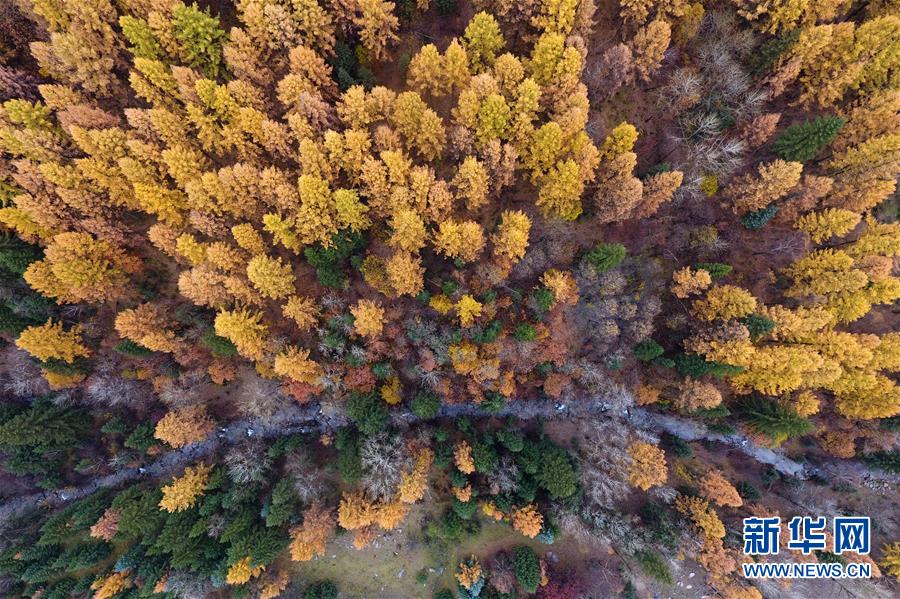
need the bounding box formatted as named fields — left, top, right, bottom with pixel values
left=862, top=451, right=900, bottom=474
left=739, top=396, right=813, bottom=441
left=584, top=243, right=626, bottom=273
left=773, top=116, right=846, bottom=162
left=0, top=404, right=90, bottom=449
left=512, top=545, right=541, bottom=593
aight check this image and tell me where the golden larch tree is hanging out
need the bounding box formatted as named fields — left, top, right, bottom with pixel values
left=491, top=210, right=532, bottom=265
left=247, top=255, right=296, bottom=300
left=628, top=441, right=667, bottom=490
left=154, top=405, right=215, bottom=448
left=289, top=503, right=336, bottom=561
left=214, top=309, right=269, bottom=360
left=114, top=303, right=182, bottom=353
left=351, top=299, right=386, bottom=338
left=159, top=463, right=213, bottom=512
left=699, top=469, right=743, bottom=508
left=512, top=504, right=543, bottom=538
left=16, top=320, right=90, bottom=363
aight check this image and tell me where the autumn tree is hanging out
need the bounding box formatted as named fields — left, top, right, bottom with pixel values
left=27, top=0, right=122, bottom=95
left=512, top=504, right=543, bottom=538
left=24, top=232, right=137, bottom=303
left=630, top=20, right=670, bottom=83
left=699, top=470, right=743, bottom=507
left=672, top=267, right=712, bottom=299
left=675, top=494, right=725, bottom=540
left=390, top=91, right=446, bottom=160
left=491, top=210, right=531, bottom=265
left=882, top=542, right=900, bottom=578
left=354, top=0, right=400, bottom=61
left=454, top=440, right=475, bottom=474
left=89, top=508, right=120, bottom=541
left=636, top=170, right=683, bottom=218
left=456, top=295, right=483, bottom=327
left=114, top=303, right=182, bottom=353
left=444, top=39, right=471, bottom=92
left=787, top=18, right=900, bottom=108
left=91, top=573, right=131, bottom=599
left=385, top=251, right=425, bottom=296
left=398, top=448, right=433, bottom=503
left=154, top=405, right=215, bottom=448
left=693, top=285, right=758, bottom=321
left=283, top=295, right=320, bottom=330
left=541, top=269, right=579, bottom=305
left=586, top=43, right=634, bottom=99
left=628, top=441, right=667, bottom=490
left=289, top=503, right=336, bottom=561
left=599, top=122, right=638, bottom=159
left=464, top=12, right=505, bottom=71
left=388, top=209, right=427, bottom=253
left=795, top=209, right=861, bottom=243
left=159, top=463, right=212, bottom=512
left=16, top=319, right=90, bottom=363
left=434, top=219, right=485, bottom=263
left=536, top=159, right=584, bottom=220
left=337, top=491, right=376, bottom=532
left=784, top=249, right=869, bottom=302
left=675, top=378, right=723, bottom=412
left=453, top=156, right=489, bottom=211
left=723, top=160, right=803, bottom=214
left=274, top=347, right=323, bottom=386
left=247, top=254, right=296, bottom=299
left=351, top=299, right=385, bottom=338
left=232, top=223, right=266, bottom=255
left=214, top=309, right=268, bottom=360
left=226, top=557, right=265, bottom=585
left=407, top=44, right=445, bottom=96
left=456, top=556, right=484, bottom=592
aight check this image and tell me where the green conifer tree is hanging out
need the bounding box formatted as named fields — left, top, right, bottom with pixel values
left=773, top=116, right=845, bottom=162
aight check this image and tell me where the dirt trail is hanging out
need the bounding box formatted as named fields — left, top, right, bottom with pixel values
left=0, top=392, right=821, bottom=523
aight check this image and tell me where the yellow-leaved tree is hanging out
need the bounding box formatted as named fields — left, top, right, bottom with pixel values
left=159, top=463, right=212, bottom=512
left=512, top=504, right=543, bottom=538
left=273, top=347, right=324, bottom=386
left=434, top=220, right=485, bottom=263
left=627, top=441, right=667, bottom=490
left=16, top=319, right=90, bottom=363
left=114, top=303, right=182, bottom=353
left=463, top=12, right=505, bottom=71
left=699, top=469, right=743, bottom=508
left=386, top=251, right=425, bottom=296
left=491, top=210, right=531, bottom=265
left=154, top=405, right=215, bottom=448
left=24, top=232, right=138, bottom=303
left=214, top=309, right=268, bottom=360
left=289, top=503, right=336, bottom=561
left=247, top=254, right=296, bottom=299
left=351, top=299, right=385, bottom=338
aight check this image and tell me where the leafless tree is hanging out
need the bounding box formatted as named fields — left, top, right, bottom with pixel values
left=360, top=432, right=410, bottom=501
left=225, top=439, right=272, bottom=484
left=285, top=450, right=328, bottom=504
left=0, top=347, right=49, bottom=398
left=585, top=43, right=634, bottom=102
left=233, top=372, right=293, bottom=420
left=578, top=419, right=634, bottom=510
left=487, top=455, right=519, bottom=495
left=165, top=570, right=215, bottom=599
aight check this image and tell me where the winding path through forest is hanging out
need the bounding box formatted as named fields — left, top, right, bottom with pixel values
left=0, top=391, right=825, bottom=524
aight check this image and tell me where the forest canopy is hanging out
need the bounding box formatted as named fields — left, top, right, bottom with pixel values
left=0, top=0, right=898, bottom=596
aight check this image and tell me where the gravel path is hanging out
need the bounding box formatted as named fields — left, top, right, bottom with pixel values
left=0, top=393, right=820, bottom=523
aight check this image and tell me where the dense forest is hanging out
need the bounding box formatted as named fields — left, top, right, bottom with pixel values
left=0, top=0, right=898, bottom=596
